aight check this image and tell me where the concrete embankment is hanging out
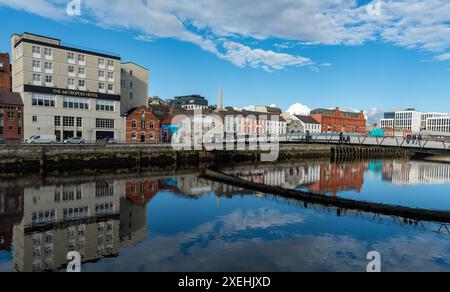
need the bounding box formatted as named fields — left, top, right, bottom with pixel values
left=0, top=143, right=409, bottom=174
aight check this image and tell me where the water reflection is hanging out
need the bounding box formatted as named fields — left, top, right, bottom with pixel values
left=1, top=159, right=450, bottom=272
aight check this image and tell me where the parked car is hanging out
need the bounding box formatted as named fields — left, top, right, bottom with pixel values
left=64, top=137, right=86, bottom=144
left=25, top=135, right=57, bottom=144
left=0, top=137, right=6, bottom=145
left=106, top=138, right=117, bottom=144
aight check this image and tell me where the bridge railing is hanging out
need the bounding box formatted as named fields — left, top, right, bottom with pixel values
left=287, top=133, right=450, bottom=152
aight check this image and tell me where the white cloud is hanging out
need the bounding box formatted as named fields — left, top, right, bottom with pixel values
left=364, top=107, right=384, bottom=123
left=287, top=103, right=311, bottom=116
left=220, top=41, right=313, bottom=71
left=1, top=0, right=450, bottom=70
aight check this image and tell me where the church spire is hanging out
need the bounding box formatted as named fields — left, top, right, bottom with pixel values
left=218, top=82, right=223, bottom=111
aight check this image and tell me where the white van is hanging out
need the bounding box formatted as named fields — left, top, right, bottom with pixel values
left=25, top=135, right=57, bottom=144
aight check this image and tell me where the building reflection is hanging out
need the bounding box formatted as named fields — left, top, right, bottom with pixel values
left=382, top=160, right=450, bottom=185
left=5, top=159, right=450, bottom=272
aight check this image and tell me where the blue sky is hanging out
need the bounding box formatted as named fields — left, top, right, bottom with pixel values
left=0, top=0, right=449, bottom=121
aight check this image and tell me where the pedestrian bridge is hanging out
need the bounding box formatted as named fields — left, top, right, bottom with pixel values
left=286, top=133, right=450, bottom=155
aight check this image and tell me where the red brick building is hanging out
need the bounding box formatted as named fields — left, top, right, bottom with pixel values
left=311, top=107, right=366, bottom=134
left=122, top=106, right=160, bottom=143
left=0, top=53, right=24, bottom=140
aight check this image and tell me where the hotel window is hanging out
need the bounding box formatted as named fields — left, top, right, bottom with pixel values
left=44, top=62, right=52, bottom=70
left=108, top=84, right=114, bottom=92
left=99, top=82, right=105, bottom=91
left=68, top=78, right=75, bottom=88
left=55, top=116, right=61, bottom=127
left=63, top=97, right=89, bottom=110
left=99, top=70, right=105, bottom=81
left=98, top=58, right=105, bottom=67
left=77, top=117, right=83, bottom=128
left=32, top=60, right=41, bottom=70
left=32, top=46, right=41, bottom=57
left=68, top=52, right=75, bottom=61
left=107, top=72, right=114, bottom=80
left=96, top=118, right=114, bottom=129
left=78, top=67, right=86, bottom=77
left=107, top=60, right=114, bottom=69
left=78, top=54, right=85, bottom=64
left=32, top=73, right=41, bottom=83
left=96, top=100, right=114, bottom=112
left=79, top=80, right=85, bottom=88
left=32, top=94, right=55, bottom=107
left=63, top=116, right=75, bottom=127
left=68, top=65, right=75, bottom=75
left=44, top=48, right=53, bottom=59
left=45, top=75, right=53, bottom=85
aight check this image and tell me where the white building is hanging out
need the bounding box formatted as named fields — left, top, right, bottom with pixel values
left=295, top=115, right=321, bottom=134
left=379, top=109, right=448, bottom=134
left=426, top=116, right=450, bottom=135
left=11, top=33, right=125, bottom=141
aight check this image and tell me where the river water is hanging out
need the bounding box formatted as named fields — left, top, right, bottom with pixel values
left=1, top=159, right=450, bottom=272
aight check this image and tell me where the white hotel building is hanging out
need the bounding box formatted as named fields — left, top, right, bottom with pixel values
left=11, top=33, right=147, bottom=142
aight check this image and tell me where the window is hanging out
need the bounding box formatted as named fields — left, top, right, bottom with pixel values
left=45, top=75, right=53, bottom=85
left=44, top=62, right=52, bottom=70
left=130, top=92, right=133, bottom=100
left=32, top=94, right=55, bottom=107
left=96, top=100, right=114, bottom=111
left=68, top=78, right=75, bottom=87
left=131, top=121, right=137, bottom=128
left=79, top=80, right=85, bottom=88
left=7, top=112, right=15, bottom=121
left=32, top=74, right=41, bottom=83
left=108, top=84, right=114, bottom=92
left=78, top=54, right=85, bottom=63
left=150, top=122, right=155, bottom=129
left=32, top=46, right=41, bottom=54
left=141, top=120, right=146, bottom=129
left=77, top=117, right=82, bottom=128
left=63, top=97, right=89, bottom=110
left=63, top=116, right=75, bottom=127
left=107, top=60, right=114, bottom=67
left=107, top=72, right=114, bottom=80
left=149, top=132, right=155, bottom=140
left=130, top=70, right=133, bottom=76
left=99, top=83, right=105, bottom=91
left=96, top=118, right=114, bottom=129
left=130, top=81, right=133, bottom=88
left=55, top=116, right=61, bottom=127
left=68, top=52, right=75, bottom=61
left=99, top=70, right=105, bottom=78
left=68, top=65, right=75, bottom=75
left=32, top=116, right=38, bottom=123
left=32, top=60, right=41, bottom=70
left=44, top=48, right=53, bottom=58
left=131, top=132, right=137, bottom=140
left=98, top=58, right=105, bottom=67
left=78, top=67, right=85, bottom=76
